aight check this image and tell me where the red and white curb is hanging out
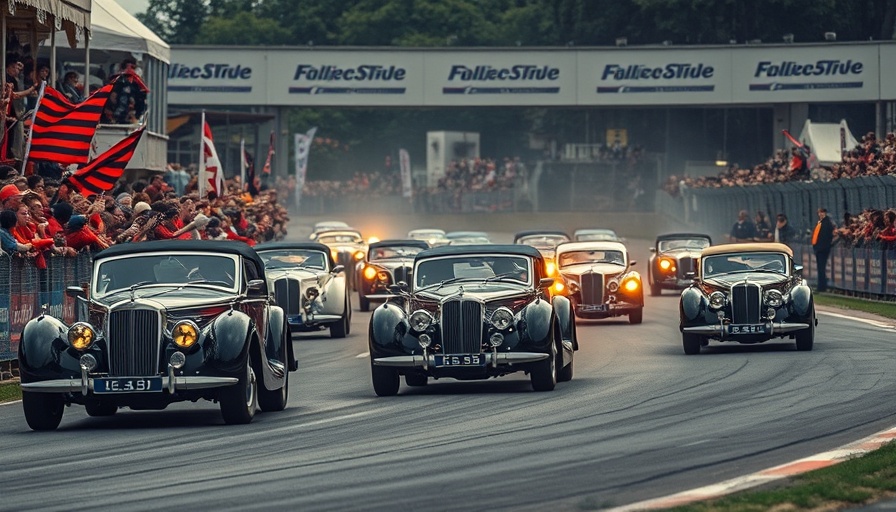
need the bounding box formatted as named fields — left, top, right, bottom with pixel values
left=609, top=426, right=896, bottom=511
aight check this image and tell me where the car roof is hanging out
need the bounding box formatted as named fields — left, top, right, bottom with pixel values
left=574, top=228, right=617, bottom=234
left=446, top=231, right=489, bottom=238
left=313, top=229, right=363, bottom=237
left=556, top=240, right=628, bottom=254
left=701, top=242, right=793, bottom=257
left=408, top=228, right=446, bottom=235
left=255, top=241, right=337, bottom=268
left=369, top=239, right=431, bottom=250
left=94, top=240, right=265, bottom=276
left=655, top=233, right=712, bottom=243
left=417, top=243, right=543, bottom=261
left=513, top=230, right=570, bottom=242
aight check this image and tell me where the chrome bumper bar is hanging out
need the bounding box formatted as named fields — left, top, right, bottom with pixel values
left=373, top=351, right=549, bottom=368
left=682, top=322, right=810, bottom=338
left=21, top=376, right=239, bottom=395
left=290, top=313, right=342, bottom=324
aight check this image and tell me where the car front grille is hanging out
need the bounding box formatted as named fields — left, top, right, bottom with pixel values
left=731, top=283, right=761, bottom=324
left=677, top=256, right=695, bottom=279
left=580, top=273, right=604, bottom=305
left=440, top=299, right=483, bottom=354
left=107, top=309, right=161, bottom=376
left=393, top=266, right=411, bottom=285
left=274, top=278, right=300, bottom=315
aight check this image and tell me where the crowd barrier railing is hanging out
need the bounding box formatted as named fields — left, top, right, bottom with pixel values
left=1, top=252, right=93, bottom=362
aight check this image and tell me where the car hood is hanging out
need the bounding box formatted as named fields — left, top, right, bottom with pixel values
left=559, top=263, right=627, bottom=277
left=368, top=258, right=415, bottom=268
left=265, top=267, right=323, bottom=279
left=658, top=248, right=703, bottom=258
left=703, top=273, right=789, bottom=289
left=414, top=282, right=531, bottom=302
left=94, top=289, right=238, bottom=309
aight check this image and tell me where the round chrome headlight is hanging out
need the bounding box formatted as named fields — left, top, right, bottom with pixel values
left=708, top=291, right=727, bottom=310
left=764, top=289, right=784, bottom=308
left=545, top=261, right=556, bottom=275
left=659, top=259, right=672, bottom=270
left=489, top=333, right=504, bottom=347
left=172, top=320, right=200, bottom=348
left=490, top=307, right=514, bottom=330
left=608, top=280, right=620, bottom=292
left=68, top=322, right=96, bottom=351
left=363, top=266, right=377, bottom=280
left=623, top=278, right=639, bottom=292
left=418, top=333, right=432, bottom=348
left=408, top=310, right=433, bottom=332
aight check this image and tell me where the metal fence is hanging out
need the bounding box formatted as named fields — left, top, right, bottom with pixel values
left=0, top=252, right=93, bottom=362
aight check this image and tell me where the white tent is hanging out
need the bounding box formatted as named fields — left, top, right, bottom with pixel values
left=87, top=0, right=170, bottom=63
left=797, top=119, right=859, bottom=166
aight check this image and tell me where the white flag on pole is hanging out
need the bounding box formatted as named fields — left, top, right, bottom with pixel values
left=399, top=148, right=412, bottom=198
left=294, top=127, right=317, bottom=208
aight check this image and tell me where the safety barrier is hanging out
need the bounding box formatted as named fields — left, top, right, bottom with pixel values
left=0, top=252, right=93, bottom=362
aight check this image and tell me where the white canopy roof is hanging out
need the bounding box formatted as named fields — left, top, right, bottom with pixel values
left=87, top=0, right=169, bottom=63
left=797, top=119, right=859, bottom=166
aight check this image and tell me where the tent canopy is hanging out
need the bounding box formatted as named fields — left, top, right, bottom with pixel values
left=797, top=119, right=859, bottom=166
left=57, top=0, right=170, bottom=63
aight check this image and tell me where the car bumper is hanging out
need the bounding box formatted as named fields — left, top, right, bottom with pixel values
left=21, top=375, right=238, bottom=395
left=682, top=322, right=810, bottom=338
left=373, top=351, right=549, bottom=369
left=575, top=302, right=639, bottom=317
left=288, top=313, right=342, bottom=326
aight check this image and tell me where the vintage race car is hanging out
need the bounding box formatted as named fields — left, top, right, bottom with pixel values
left=368, top=244, right=576, bottom=395
left=554, top=241, right=644, bottom=324
left=357, top=239, right=430, bottom=311
left=573, top=228, right=622, bottom=242
left=679, top=243, right=816, bottom=354
left=647, top=233, right=712, bottom=296
left=407, top=228, right=450, bottom=247
left=18, top=240, right=296, bottom=430
left=513, top=229, right=570, bottom=277
left=256, top=242, right=351, bottom=338
left=445, top=231, right=491, bottom=245
left=310, top=220, right=352, bottom=240
left=314, top=229, right=368, bottom=290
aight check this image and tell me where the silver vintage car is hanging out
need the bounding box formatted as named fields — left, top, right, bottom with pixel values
left=256, top=242, right=352, bottom=338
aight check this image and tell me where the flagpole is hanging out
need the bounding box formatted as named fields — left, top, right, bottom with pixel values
left=20, top=81, right=46, bottom=175
left=240, top=137, right=246, bottom=192
left=198, top=110, right=206, bottom=197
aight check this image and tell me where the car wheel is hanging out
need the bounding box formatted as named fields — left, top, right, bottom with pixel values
left=220, top=350, right=258, bottom=424
left=259, top=337, right=289, bottom=412
left=23, top=392, right=64, bottom=431
left=531, top=323, right=558, bottom=391
left=795, top=306, right=815, bottom=351
left=371, top=362, right=400, bottom=396
left=359, top=292, right=370, bottom=312
left=629, top=307, right=643, bottom=324
left=649, top=280, right=661, bottom=297
left=682, top=333, right=702, bottom=355
left=85, top=401, right=118, bottom=417
left=557, top=343, right=573, bottom=382
left=330, top=297, right=350, bottom=339
left=404, top=373, right=428, bottom=387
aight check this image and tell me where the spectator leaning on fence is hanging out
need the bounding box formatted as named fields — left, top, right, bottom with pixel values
left=0, top=209, right=32, bottom=255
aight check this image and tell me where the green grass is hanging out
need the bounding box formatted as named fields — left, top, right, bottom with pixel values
left=0, top=380, right=21, bottom=403
left=815, top=293, right=896, bottom=320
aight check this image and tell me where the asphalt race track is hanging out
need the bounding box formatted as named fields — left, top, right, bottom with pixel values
left=1, top=223, right=895, bottom=512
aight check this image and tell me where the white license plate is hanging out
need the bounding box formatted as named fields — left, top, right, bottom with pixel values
left=434, top=354, right=486, bottom=367
left=582, top=304, right=607, bottom=312
left=93, top=377, right=163, bottom=393
left=728, top=324, right=766, bottom=334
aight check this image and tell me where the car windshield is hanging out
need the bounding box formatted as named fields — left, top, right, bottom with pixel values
left=94, top=253, right=239, bottom=297
left=576, top=231, right=618, bottom=241
left=259, top=249, right=327, bottom=270
left=369, top=245, right=425, bottom=260
left=703, top=252, right=787, bottom=277
left=415, top=255, right=531, bottom=287
left=658, top=238, right=711, bottom=252
left=409, top=231, right=446, bottom=240
left=317, top=234, right=363, bottom=245
left=517, top=235, right=569, bottom=248
left=558, top=249, right=625, bottom=267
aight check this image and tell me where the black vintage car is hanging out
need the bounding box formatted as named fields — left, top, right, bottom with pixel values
left=647, top=233, right=712, bottom=296
left=369, top=244, right=576, bottom=395
left=18, top=240, right=296, bottom=430
left=256, top=242, right=352, bottom=338
left=679, top=243, right=816, bottom=355
left=356, top=239, right=430, bottom=312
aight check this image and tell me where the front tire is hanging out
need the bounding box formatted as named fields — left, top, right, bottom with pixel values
left=371, top=363, right=400, bottom=396
left=22, top=392, right=64, bottom=431
left=531, top=323, right=558, bottom=391
left=557, top=343, right=573, bottom=382
left=358, top=292, right=370, bottom=312
left=795, top=306, right=815, bottom=351
left=259, top=337, right=289, bottom=412
left=219, top=351, right=258, bottom=424
left=682, top=333, right=702, bottom=355
left=629, top=307, right=643, bottom=324
left=330, top=295, right=350, bottom=338
left=649, top=271, right=661, bottom=296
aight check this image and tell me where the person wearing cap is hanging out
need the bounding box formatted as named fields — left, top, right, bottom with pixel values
left=66, top=214, right=109, bottom=252
left=0, top=183, right=23, bottom=209
left=0, top=209, right=32, bottom=255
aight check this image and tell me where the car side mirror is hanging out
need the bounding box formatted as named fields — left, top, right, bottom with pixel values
left=629, top=260, right=636, bottom=267
left=649, top=247, right=656, bottom=253
left=539, top=277, right=555, bottom=288
left=66, top=285, right=85, bottom=298
left=247, top=279, right=266, bottom=292
left=331, top=264, right=345, bottom=274
left=793, top=264, right=803, bottom=275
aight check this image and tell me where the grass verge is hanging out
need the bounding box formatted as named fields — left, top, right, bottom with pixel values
left=0, top=380, right=21, bottom=403
left=815, top=293, right=896, bottom=320
left=664, top=441, right=896, bottom=511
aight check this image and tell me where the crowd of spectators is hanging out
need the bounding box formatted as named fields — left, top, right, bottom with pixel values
left=0, top=165, right=290, bottom=268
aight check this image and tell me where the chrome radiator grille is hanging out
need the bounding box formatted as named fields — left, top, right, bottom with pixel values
left=274, top=278, right=300, bottom=315
left=107, top=309, right=161, bottom=377
left=393, top=266, right=411, bottom=285
left=731, top=283, right=761, bottom=324
left=677, top=257, right=695, bottom=279
left=580, top=273, right=604, bottom=305
left=440, top=300, right=483, bottom=354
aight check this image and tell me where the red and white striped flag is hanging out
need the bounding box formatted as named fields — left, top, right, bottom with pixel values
left=27, top=83, right=114, bottom=165
left=199, top=117, right=225, bottom=197
left=65, top=128, right=145, bottom=195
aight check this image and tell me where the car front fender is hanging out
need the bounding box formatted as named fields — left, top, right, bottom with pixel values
left=551, top=295, right=575, bottom=347
left=790, top=283, right=813, bottom=318
left=521, top=298, right=553, bottom=346
left=209, top=311, right=253, bottom=372
left=19, top=316, right=74, bottom=378
left=370, top=302, right=407, bottom=349
left=680, top=287, right=706, bottom=322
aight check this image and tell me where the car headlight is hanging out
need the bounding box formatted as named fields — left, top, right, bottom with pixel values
left=363, top=266, right=377, bottom=280
left=659, top=259, right=673, bottom=270
left=623, top=278, right=639, bottom=292
left=172, top=320, right=199, bottom=348
left=353, top=251, right=365, bottom=261
left=68, top=322, right=96, bottom=351
left=408, top=310, right=433, bottom=332
left=764, top=289, right=784, bottom=308
left=490, top=307, right=514, bottom=330
left=545, top=261, right=556, bottom=275
left=553, top=280, right=566, bottom=294
left=608, top=280, right=619, bottom=292
left=330, top=249, right=339, bottom=260
left=377, top=271, right=389, bottom=282
left=708, top=291, right=727, bottom=310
